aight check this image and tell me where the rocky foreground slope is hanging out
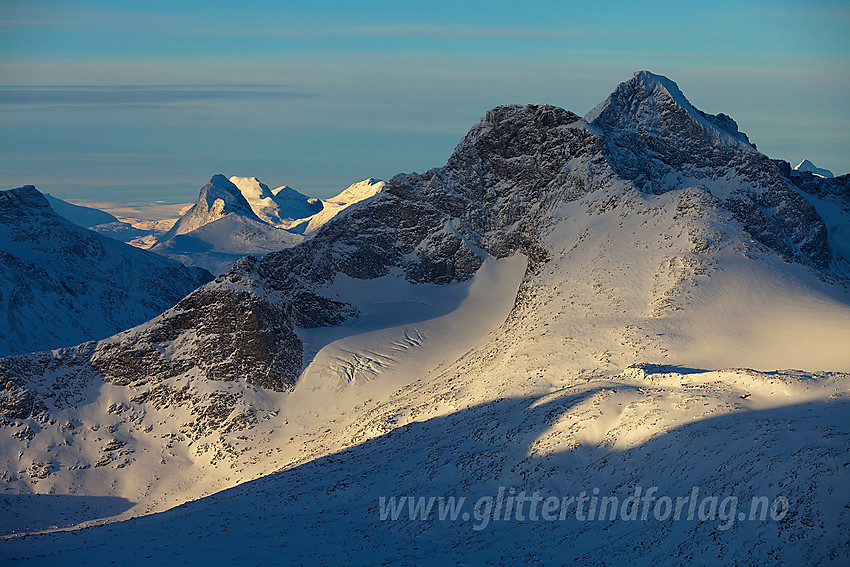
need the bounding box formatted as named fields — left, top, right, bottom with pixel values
left=1, top=71, right=849, bottom=564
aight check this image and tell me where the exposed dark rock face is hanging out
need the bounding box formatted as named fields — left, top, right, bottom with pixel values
left=251, top=104, right=598, bottom=295
left=586, top=71, right=830, bottom=269
left=0, top=343, right=97, bottom=422
left=776, top=161, right=850, bottom=205
left=92, top=286, right=302, bottom=392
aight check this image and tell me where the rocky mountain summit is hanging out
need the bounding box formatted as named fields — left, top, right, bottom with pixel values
left=586, top=71, right=831, bottom=269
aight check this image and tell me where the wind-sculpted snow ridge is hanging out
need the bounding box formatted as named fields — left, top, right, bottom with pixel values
left=0, top=186, right=212, bottom=357
left=1, top=72, right=849, bottom=561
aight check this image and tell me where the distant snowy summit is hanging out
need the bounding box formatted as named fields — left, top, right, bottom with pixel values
left=228, top=176, right=323, bottom=228
left=147, top=174, right=385, bottom=274
left=793, top=159, right=834, bottom=178
left=149, top=174, right=302, bottom=274
left=156, top=174, right=265, bottom=241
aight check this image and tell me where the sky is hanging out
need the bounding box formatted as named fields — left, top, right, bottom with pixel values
left=1, top=0, right=849, bottom=207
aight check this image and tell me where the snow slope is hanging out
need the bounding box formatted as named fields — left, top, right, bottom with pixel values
left=0, top=253, right=526, bottom=532
left=43, top=194, right=170, bottom=247
left=0, top=186, right=212, bottom=357
left=43, top=194, right=120, bottom=227
left=2, top=368, right=845, bottom=565
left=151, top=213, right=302, bottom=274
left=292, top=178, right=385, bottom=234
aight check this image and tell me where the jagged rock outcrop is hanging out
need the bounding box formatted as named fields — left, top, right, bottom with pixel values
left=91, top=284, right=303, bottom=392
left=775, top=159, right=850, bottom=204
left=586, top=71, right=830, bottom=269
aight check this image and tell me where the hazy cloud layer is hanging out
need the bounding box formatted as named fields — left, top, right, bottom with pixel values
left=0, top=86, right=316, bottom=107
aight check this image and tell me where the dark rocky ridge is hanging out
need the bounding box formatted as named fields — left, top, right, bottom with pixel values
left=91, top=286, right=302, bottom=392
left=774, top=159, right=850, bottom=205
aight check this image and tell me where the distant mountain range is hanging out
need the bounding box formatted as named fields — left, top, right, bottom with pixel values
left=148, top=174, right=384, bottom=273
left=43, top=174, right=385, bottom=275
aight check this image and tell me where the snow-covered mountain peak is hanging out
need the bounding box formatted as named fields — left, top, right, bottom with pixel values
left=271, top=184, right=293, bottom=197
left=794, top=159, right=834, bottom=178
left=156, top=175, right=264, bottom=243
left=268, top=185, right=323, bottom=219
left=228, top=176, right=322, bottom=227
left=197, top=174, right=259, bottom=219
left=584, top=70, right=680, bottom=123
left=586, top=70, right=753, bottom=148
left=149, top=175, right=310, bottom=274
left=0, top=184, right=50, bottom=211
left=285, top=178, right=384, bottom=235
left=572, top=71, right=834, bottom=270
left=229, top=176, right=275, bottom=201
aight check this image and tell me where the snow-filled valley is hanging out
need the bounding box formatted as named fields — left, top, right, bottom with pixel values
left=1, top=71, right=849, bottom=565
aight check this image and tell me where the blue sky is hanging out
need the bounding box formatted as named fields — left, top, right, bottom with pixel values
left=1, top=0, right=848, bottom=205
